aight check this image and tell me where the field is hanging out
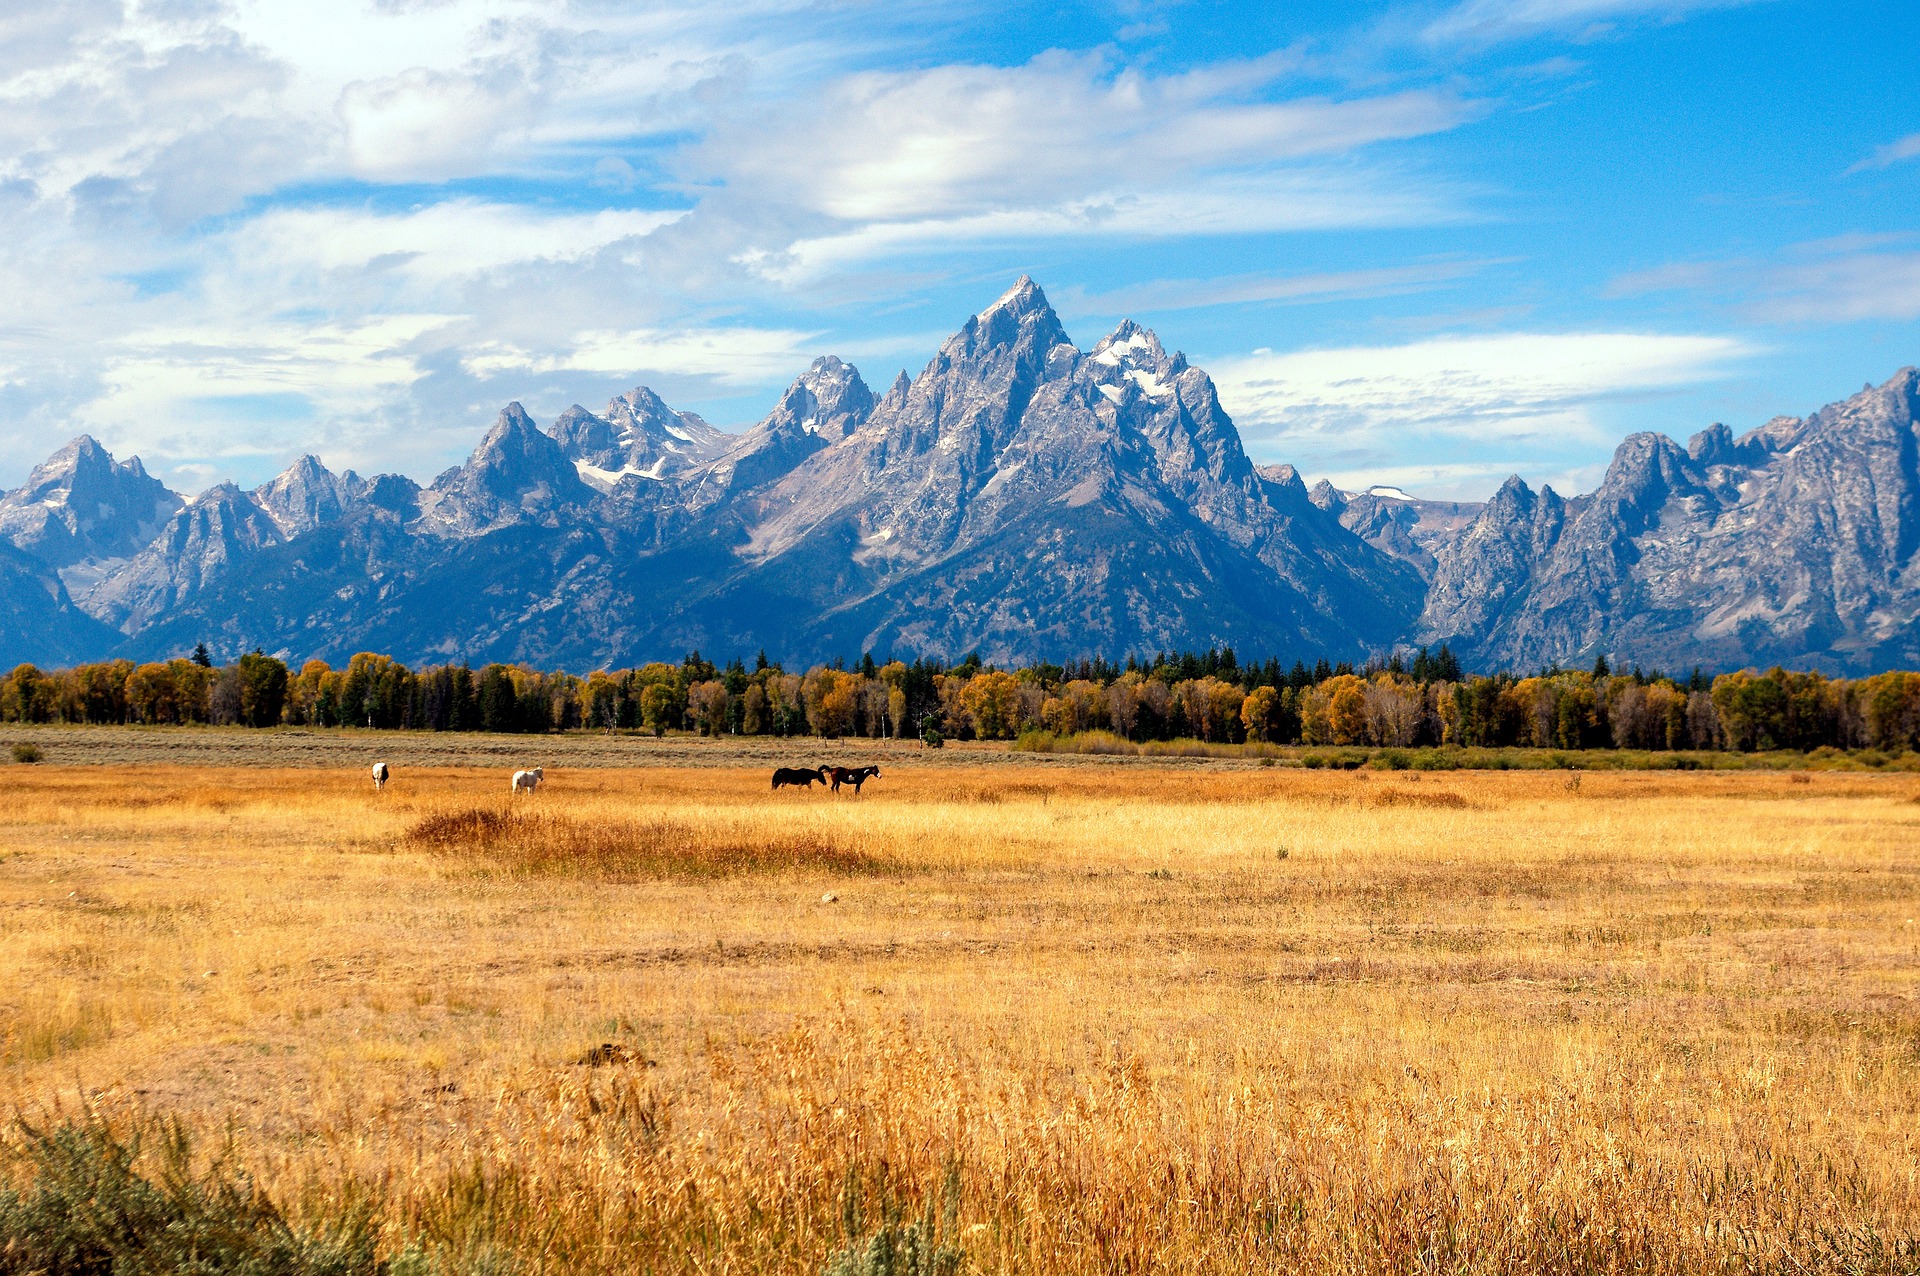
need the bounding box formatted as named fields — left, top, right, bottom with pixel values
left=3, top=742, right=1920, bottom=1273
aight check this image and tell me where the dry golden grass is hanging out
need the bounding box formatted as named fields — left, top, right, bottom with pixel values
left=3, top=761, right=1920, bottom=1273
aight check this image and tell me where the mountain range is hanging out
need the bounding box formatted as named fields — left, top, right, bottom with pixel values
left=4, top=278, right=1918, bottom=674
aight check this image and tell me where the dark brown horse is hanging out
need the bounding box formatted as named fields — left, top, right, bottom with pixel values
left=827, top=765, right=882, bottom=795
left=771, top=766, right=828, bottom=790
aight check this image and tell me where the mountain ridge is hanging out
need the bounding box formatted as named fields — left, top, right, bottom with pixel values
left=4, top=281, right=1918, bottom=674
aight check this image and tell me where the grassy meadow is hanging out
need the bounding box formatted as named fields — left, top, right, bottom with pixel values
left=2, top=752, right=1919, bottom=1273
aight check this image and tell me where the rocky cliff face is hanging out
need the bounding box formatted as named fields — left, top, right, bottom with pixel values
left=419, top=403, right=594, bottom=535
left=0, top=435, right=183, bottom=599
left=86, top=482, right=290, bottom=633
left=0, top=540, right=120, bottom=667
left=1417, top=368, right=1920, bottom=673
left=7, top=282, right=1920, bottom=673
left=552, top=386, right=727, bottom=489
left=1305, top=482, right=1484, bottom=578
left=0, top=279, right=1421, bottom=666
left=700, top=279, right=1424, bottom=661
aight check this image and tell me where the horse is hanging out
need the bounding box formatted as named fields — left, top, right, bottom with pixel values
left=371, top=761, right=390, bottom=791
left=772, top=766, right=827, bottom=790
left=511, top=767, right=544, bottom=795
left=827, top=765, right=881, bottom=795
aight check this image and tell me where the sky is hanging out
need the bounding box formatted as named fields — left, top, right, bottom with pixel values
left=0, top=0, right=1916, bottom=501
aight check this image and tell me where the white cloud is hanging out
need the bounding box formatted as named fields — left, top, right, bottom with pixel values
left=1066, top=259, right=1505, bottom=314
left=745, top=172, right=1474, bottom=284
left=0, top=0, right=1793, bottom=502
left=72, top=312, right=457, bottom=476
left=461, top=325, right=821, bottom=385
left=1212, top=331, right=1752, bottom=495
left=222, top=201, right=683, bottom=289
left=710, top=52, right=1481, bottom=280
left=1424, top=0, right=1762, bottom=45
left=1740, top=251, right=1920, bottom=324
left=1848, top=132, right=1920, bottom=173
left=710, top=55, right=1473, bottom=222
left=1610, top=237, right=1920, bottom=323
left=336, top=68, right=537, bottom=181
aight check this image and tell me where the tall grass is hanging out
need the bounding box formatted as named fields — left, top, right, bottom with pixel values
left=4, top=763, right=1920, bottom=1273
left=403, top=806, right=888, bottom=878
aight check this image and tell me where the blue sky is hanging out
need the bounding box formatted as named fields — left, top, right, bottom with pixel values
left=1, top=0, right=1916, bottom=499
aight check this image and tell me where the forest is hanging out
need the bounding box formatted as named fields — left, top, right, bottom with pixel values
left=5, top=642, right=1919, bottom=754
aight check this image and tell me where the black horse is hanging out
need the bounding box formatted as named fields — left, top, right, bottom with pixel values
left=771, top=766, right=827, bottom=790
left=827, top=765, right=882, bottom=795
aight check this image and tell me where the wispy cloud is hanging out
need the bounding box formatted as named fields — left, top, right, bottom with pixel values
left=218, top=202, right=685, bottom=290
left=1610, top=236, right=1920, bottom=323
left=747, top=174, right=1477, bottom=285
left=710, top=52, right=1483, bottom=281
left=460, top=326, right=821, bottom=384
left=705, top=54, right=1476, bottom=223
left=1211, top=330, right=1752, bottom=496
left=1064, top=259, right=1507, bottom=315
left=1423, top=0, right=1764, bottom=46
left=1847, top=132, right=1920, bottom=174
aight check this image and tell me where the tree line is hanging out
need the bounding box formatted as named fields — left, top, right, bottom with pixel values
left=3, top=641, right=1918, bottom=754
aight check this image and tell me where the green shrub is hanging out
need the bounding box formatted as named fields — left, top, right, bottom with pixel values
left=9, top=744, right=41, bottom=765
left=0, top=1116, right=380, bottom=1275
left=824, top=1162, right=964, bottom=1276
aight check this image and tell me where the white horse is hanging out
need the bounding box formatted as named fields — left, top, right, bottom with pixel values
left=511, top=767, right=544, bottom=795
left=371, top=761, right=390, bottom=791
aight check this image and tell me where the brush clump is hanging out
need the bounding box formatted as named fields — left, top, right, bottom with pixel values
left=403, top=806, right=885, bottom=879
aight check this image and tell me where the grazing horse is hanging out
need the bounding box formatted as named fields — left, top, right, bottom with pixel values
left=371, top=761, right=390, bottom=791
left=511, top=767, right=544, bottom=795
left=828, top=765, right=882, bottom=795
left=772, top=766, right=827, bottom=790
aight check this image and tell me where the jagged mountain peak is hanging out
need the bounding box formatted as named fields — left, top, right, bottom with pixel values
left=253, top=454, right=364, bottom=539
left=45, top=433, right=109, bottom=466
left=1257, top=462, right=1306, bottom=494
left=486, top=402, right=539, bottom=440
left=1486, top=474, right=1537, bottom=509
left=801, top=353, right=859, bottom=384
left=422, top=402, right=592, bottom=529
left=0, top=432, right=183, bottom=578
left=16, top=433, right=160, bottom=495
left=22, top=275, right=1920, bottom=678
left=949, top=275, right=1071, bottom=361
left=978, top=274, right=1045, bottom=319
left=775, top=356, right=873, bottom=441
left=1091, top=319, right=1163, bottom=360
left=460, top=402, right=559, bottom=478
left=607, top=384, right=676, bottom=426
left=551, top=386, right=726, bottom=486
left=606, top=385, right=719, bottom=445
